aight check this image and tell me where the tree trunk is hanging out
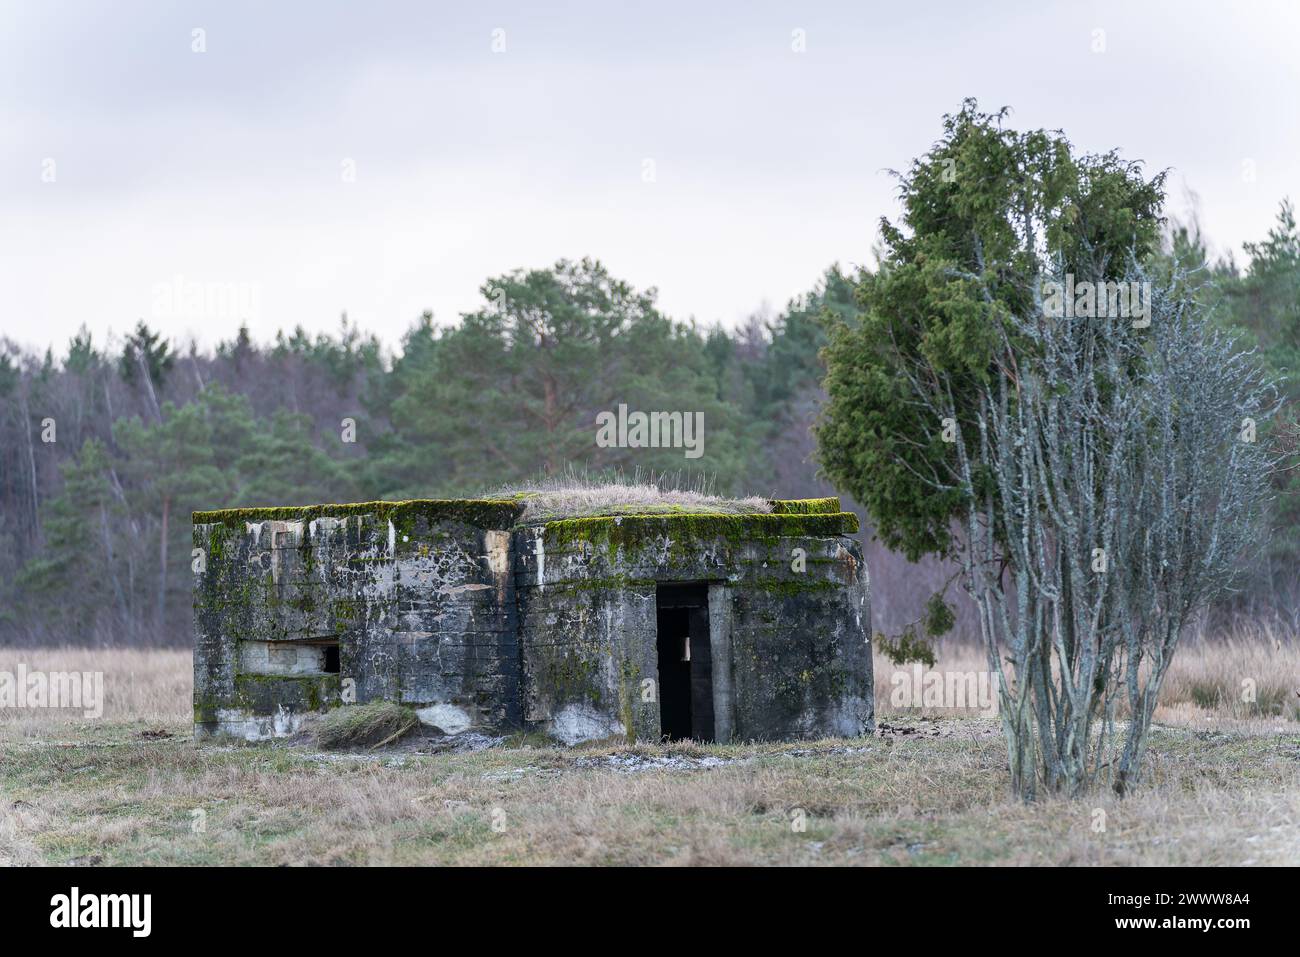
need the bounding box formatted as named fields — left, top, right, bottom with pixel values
left=101, top=502, right=130, bottom=632
left=138, top=351, right=163, bottom=423
left=157, top=494, right=170, bottom=638
left=542, top=372, right=559, bottom=474
left=18, top=390, right=39, bottom=541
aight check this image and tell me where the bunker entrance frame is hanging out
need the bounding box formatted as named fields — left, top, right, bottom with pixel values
left=655, top=583, right=720, bottom=742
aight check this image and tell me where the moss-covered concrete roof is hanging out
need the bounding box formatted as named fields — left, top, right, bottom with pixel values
left=766, top=497, right=841, bottom=515
left=539, top=510, right=859, bottom=548
left=191, top=498, right=526, bottom=529
left=192, top=496, right=856, bottom=537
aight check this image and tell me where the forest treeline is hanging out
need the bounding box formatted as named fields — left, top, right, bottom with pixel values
left=2, top=205, right=1298, bottom=646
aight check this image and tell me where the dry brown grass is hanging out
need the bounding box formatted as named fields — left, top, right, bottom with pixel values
left=1159, top=621, right=1300, bottom=726
left=1, top=633, right=1297, bottom=866
left=495, top=472, right=771, bottom=523
left=874, top=624, right=1300, bottom=731
left=0, top=647, right=190, bottom=739
left=2, top=720, right=1296, bottom=866
left=316, top=701, right=419, bottom=749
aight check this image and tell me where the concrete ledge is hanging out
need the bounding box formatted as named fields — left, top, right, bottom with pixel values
left=192, top=498, right=525, bottom=529
left=540, top=512, right=860, bottom=549
left=768, top=497, right=842, bottom=514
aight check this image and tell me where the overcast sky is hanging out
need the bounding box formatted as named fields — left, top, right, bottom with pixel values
left=3, top=0, right=1297, bottom=356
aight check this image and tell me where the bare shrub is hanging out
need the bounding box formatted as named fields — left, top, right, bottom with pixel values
left=947, top=264, right=1278, bottom=796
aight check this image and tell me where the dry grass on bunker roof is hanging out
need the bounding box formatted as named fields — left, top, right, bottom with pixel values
left=495, top=474, right=772, bottom=524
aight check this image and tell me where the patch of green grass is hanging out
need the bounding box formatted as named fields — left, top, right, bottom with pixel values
left=499, top=730, right=558, bottom=749
left=1189, top=681, right=1223, bottom=710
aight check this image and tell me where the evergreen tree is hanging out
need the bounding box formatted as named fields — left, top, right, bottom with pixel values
left=374, top=259, right=754, bottom=497
left=817, top=100, right=1166, bottom=560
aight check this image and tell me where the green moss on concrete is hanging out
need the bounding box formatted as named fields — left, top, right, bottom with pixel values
left=545, top=653, right=603, bottom=706
left=193, top=689, right=223, bottom=725
left=194, top=497, right=852, bottom=536
left=192, top=498, right=525, bottom=531
left=619, top=658, right=640, bottom=745
left=768, top=497, right=841, bottom=515
left=331, top=598, right=359, bottom=626
left=233, top=673, right=342, bottom=713
left=206, top=524, right=233, bottom=561
left=542, top=512, right=859, bottom=551
left=541, top=575, right=658, bottom=595
left=751, top=577, right=841, bottom=598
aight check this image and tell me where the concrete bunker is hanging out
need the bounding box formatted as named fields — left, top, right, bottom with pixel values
left=192, top=495, right=873, bottom=745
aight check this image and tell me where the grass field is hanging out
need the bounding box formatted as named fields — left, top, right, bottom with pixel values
left=2, top=640, right=1298, bottom=866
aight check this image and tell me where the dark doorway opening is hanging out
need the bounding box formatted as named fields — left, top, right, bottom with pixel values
left=655, top=584, right=714, bottom=742
left=322, top=643, right=341, bottom=674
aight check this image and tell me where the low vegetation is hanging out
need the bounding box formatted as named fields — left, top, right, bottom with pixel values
left=316, top=701, right=419, bottom=750
left=1, top=640, right=1296, bottom=865
left=497, top=472, right=771, bottom=524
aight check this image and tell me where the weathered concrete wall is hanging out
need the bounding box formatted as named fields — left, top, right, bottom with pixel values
left=193, top=500, right=524, bottom=740
left=193, top=498, right=872, bottom=745
left=515, top=509, right=873, bottom=744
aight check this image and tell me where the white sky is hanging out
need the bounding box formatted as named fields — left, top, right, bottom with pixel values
left=2, top=0, right=1298, bottom=356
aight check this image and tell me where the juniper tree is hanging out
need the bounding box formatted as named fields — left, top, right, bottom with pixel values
left=818, top=102, right=1276, bottom=796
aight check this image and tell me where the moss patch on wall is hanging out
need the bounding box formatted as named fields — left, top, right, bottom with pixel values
left=544, top=652, right=603, bottom=706
left=751, top=577, right=842, bottom=598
